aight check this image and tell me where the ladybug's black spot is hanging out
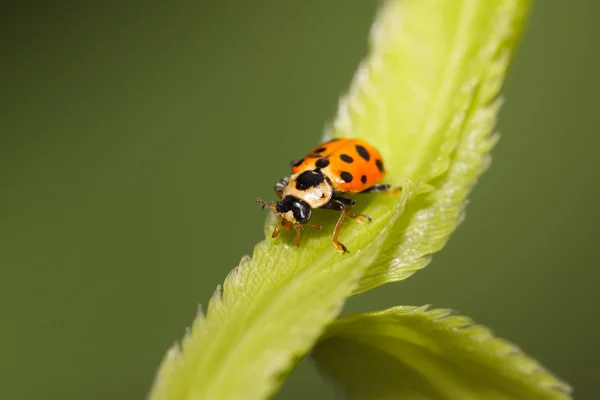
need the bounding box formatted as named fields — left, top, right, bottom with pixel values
left=361, top=175, right=367, bottom=184
left=315, top=158, right=330, bottom=169
left=375, top=159, right=384, bottom=172
left=355, top=145, right=370, bottom=161
left=296, top=170, right=325, bottom=190
left=314, top=147, right=327, bottom=153
left=340, top=171, right=353, bottom=183
left=340, top=154, right=353, bottom=163
left=292, top=158, right=304, bottom=167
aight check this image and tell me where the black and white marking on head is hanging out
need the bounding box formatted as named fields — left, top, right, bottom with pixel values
left=340, top=171, right=353, bottom=183
left=315, top=158, right=330, bottom=169
left=339, top=154, right=353, bottom=163
left=355, top=145, right=370, bottom=161
left=276, top=195, right=311, bottom=224
left=295, top=170, right=326, bottom=190
left=375, top=159, right=384, bottom=172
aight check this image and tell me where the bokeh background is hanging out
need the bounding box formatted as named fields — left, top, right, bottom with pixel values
left=1, top=1, right=598, bottom=399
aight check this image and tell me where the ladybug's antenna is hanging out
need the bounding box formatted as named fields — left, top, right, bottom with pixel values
left=255, top=199, right=279, bottom=217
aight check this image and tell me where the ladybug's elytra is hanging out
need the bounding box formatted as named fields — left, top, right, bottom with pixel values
left=256, top=138, right=401, bottom=253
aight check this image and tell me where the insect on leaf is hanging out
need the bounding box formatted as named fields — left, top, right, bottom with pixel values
left=147, top=1, right=536, bottom=399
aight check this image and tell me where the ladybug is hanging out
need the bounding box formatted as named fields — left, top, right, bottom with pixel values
left=257, top=138, right=401, bottom=253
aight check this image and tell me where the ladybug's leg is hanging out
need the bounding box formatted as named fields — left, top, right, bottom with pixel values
left=332, top=195, right=371, bottom=224
left=360, top=184, right=390, bottom=193
left=321, top=198, right=345, bottom=211
left=333, top=195, right=355, bottom=207
left=346, top=211, right=371, bottom=224
left=293, top=222, right=322, bottom=247
left=320, top=198, right=349, bottom=252
left=293, top=225, right=303, bottom=247
left=360, top=184, right=402, bottom=194
left=272, top=221, right=282, bottom=238
left=274, top=177, right=288, bottom=199
left=332, top=209, right=349, bottom=253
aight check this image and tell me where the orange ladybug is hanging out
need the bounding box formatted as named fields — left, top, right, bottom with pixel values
left=256, top=138, right=400, bottom=252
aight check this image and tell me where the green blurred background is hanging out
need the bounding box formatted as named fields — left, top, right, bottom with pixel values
left=1, top=1, right=598, bottom=399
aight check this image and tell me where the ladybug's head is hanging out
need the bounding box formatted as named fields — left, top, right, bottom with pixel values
left=275, top=195, right=311, bottom=224
left=256, top=193, right=323, bottom=246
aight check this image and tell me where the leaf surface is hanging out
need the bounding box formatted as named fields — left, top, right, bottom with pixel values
left=313, top=306, right=573, bottom=400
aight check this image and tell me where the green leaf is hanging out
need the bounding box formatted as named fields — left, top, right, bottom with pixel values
left=335, top=0, right=533, bottom=294
left=313, top=306, right=573, bottom=400
left=147, top=1, right=533, bottom=399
